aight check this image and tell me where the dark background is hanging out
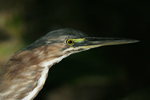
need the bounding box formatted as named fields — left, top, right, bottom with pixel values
left=0, top=0, right=149, bottom=100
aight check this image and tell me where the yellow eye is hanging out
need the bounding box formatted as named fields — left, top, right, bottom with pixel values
left=66, top=39, right=74, bottom=45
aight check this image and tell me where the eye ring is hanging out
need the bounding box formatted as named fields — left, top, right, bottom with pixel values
left=66, top=39, right=74, bottom=46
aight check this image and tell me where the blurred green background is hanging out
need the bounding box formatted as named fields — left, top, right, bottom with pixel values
left=0, top=0, right=149, bottom=100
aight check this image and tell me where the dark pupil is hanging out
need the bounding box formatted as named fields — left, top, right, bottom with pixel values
left=68, top=40, right=73, bottom=44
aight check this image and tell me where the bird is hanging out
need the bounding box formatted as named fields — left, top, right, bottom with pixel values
left=0, top=28, right=138, bottom=100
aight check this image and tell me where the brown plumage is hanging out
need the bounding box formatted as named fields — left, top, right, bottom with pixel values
left=0, top=43, right=66, bottom=99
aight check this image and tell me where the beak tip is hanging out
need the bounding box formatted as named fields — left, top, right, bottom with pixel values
left=130, top=39, right=140, bottom=43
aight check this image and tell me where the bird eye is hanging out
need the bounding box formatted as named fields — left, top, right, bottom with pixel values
left=66, top=39, right=74, bottom=46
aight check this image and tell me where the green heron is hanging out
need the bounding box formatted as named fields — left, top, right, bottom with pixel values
left=0, top=29, right=138, bottom=100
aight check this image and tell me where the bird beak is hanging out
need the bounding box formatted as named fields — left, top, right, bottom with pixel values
left=75, top=37, right=139, bottom=50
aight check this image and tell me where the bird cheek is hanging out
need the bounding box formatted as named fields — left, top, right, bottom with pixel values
left=64, top=45, right=68, bottom=48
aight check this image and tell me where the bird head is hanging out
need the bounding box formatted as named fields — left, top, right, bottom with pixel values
left=24, top=28, right=138, bottom=57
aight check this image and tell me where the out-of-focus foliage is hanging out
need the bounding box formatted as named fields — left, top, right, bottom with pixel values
left=0, top=0, right=149, bottom=100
